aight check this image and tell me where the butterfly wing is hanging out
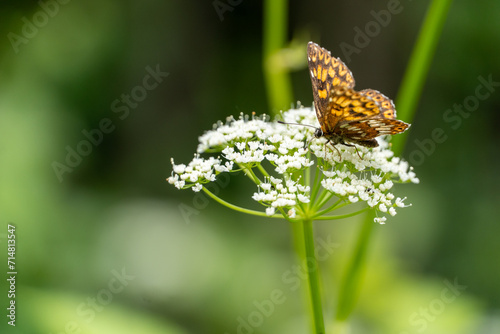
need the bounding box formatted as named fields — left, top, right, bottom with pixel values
left=307, top=41, right=411, bottom=148
left=307, top=42, right=355, bottom=131
left=359, top=89, right=397, bottom=119
left=322, top=86, right=381, bottom=133
left=329, top=87, right=410, bottom=146
left=337, top=117, right=410, bottom=141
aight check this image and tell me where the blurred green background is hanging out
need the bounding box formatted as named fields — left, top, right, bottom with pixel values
left=1, top=1, right=499, bottom=333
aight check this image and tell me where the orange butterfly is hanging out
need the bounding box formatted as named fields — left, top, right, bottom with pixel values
left=307, top=41, right=410, bottom=150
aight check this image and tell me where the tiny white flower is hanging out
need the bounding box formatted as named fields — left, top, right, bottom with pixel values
left=379, top=180, right=394, bottom=192
left=389, top=207, right=397, bottom=216
left=297, top=194, right=310, bottom=203
left=167, top=174, right=178, bottom=184
left=268, top=134, right=283, bottom=143
left=173, top=164, right=186, bottom=174
left=189, top=173, right=199, bottom=183
left=288, top=208, right=296, bottom=218
left=260, top=183, right=272, bottom=191
left=235, top=142, right=246, bottom=151
left=266, top=207, right=275, bottom=216
left=371, top=174, right=382, bottom=184
left=298, top=184, right=310, bottom=192
left=348, top=195, right=359, bottom=203
left=359, top=191, right=370, bottom=201
left=192, top=183, right=203, bottom=192
left=395, top=197, right=411, bottom=208
left=323, top=170, right=336, bottom=178
left=270, top=176, right=282, bottom=184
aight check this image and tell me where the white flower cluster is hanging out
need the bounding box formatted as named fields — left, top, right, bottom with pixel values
left=167, top=106, right=419, bottom=223
left=252, top=177, right=311, bottom=216
left=167, top=156, right=233, bottom=192
left=321, top=170, right=411, bottom=223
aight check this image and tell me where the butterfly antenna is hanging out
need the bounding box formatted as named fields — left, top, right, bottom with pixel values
left=278, top=121, right=318, bottom=151
left=277, top=120, right=317, bottom=129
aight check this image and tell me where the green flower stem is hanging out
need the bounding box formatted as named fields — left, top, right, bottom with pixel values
left=238, top=164, right=262, bottom=185
left=256, top=163, right=271, bottom=178
left=315, top=190, right=336, bottom=211
left=314, top=207, right=371, bottom=221
left=304, top=165, right=311, bottom=191
left=263, top=0, right=293, bottom=113
left=290, top=219, right=325, bottom=334
left=313, top=200, right=352, bottom=218
left=333, top=1, right=452, bottom=330
left=201, top=187, right=282, bottom=219
left=303, top=150, right=313, bottom=191
left=392, top=0, right=454, bottom=155
left=309, top=168, right=323, bottom=204
left=335, top=211, right=375, bottom=324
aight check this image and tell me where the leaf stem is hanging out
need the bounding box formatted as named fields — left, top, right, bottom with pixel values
left=392, top=0, right=454, bottom=155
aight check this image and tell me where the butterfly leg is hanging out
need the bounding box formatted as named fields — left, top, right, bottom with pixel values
left=341, top=141, right=363, bottom=160
left=304, top=136, right=316, bottom=152
left=324, top=140, right=342, bottom=162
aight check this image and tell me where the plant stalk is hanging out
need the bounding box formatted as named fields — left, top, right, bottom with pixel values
left=291, top=219, right=325, bottom=334
left=393, top=0, right=454, bottom=155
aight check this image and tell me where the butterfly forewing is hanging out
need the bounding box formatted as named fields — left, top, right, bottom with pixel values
left=307, top=42, right=355, bottom=131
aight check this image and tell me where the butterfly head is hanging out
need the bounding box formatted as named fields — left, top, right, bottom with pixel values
left=314, top=127, right=323, bottom=139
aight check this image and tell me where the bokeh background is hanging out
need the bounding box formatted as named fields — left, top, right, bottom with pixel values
left=1, top=1, right=499, bottom=333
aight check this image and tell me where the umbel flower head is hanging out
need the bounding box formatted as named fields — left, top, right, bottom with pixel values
left=167, top=106, right=419, bottom=224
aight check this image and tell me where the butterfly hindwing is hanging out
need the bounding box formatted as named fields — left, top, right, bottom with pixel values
left=337, top=118, right=410, bottom=141
left=328, top=86, right=381, bottom=122
left=359, top=89, right=397, bottom=119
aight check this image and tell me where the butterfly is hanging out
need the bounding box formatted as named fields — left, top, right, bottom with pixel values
left=307, top=41, right=410, bottom=152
